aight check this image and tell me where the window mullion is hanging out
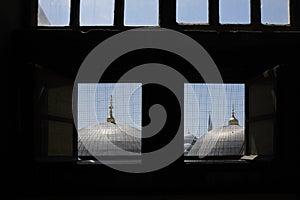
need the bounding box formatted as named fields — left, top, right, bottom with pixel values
left=160, top=0, right=176, bottom=28
left=70, top=0, right=80, bottom=29
left=290, top=0, right=298, bottom=29
left=251, top=0, right=261, bottom=28
left=209, top=0, right=219, bottom=28
left=114, top=0, right=125, bottom=28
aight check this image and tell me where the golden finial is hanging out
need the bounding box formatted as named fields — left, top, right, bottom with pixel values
left=228, top=103, right=239, bottom=125
left=107, top=95, right=116, bottom=124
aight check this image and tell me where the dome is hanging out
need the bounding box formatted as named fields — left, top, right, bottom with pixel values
left=78, top=122, right=141, bottom=156
left=184, top=131, right=197, bottom=154
left=78, top=95, right=141, bottom=157
left=184, top=132, right=197, bottom=144
left=187, top=125, right=244, bottom=156
left=188, top=105, right=244, bottom=157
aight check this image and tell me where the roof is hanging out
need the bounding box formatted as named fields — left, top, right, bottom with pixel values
left=78, top=122, right=141, bottom=156
left=184, top=132, right=197, bottom=144
left=187, top=125, right=244, bottom=157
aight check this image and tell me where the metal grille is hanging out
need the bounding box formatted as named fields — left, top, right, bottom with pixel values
left=77, top=83, right=142, bottom=157
left=184, top=83, right=245, bottom=157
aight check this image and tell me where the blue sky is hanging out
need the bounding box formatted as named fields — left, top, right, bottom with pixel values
left=261, top=0, right=290, bottom=24
left=39, top=0, right=290, bottom=26
left=78, top=83, right=142, bottom=130
left=177, top=0, right=209, bottom=24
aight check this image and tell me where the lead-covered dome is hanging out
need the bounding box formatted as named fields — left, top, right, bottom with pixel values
left=78, top=122, right=141, bottom=156
left=188, top=105, right=244, bottom=157
left=188, top=125, right=244, bottom=156
left=78, top=95, right=141, bottom=157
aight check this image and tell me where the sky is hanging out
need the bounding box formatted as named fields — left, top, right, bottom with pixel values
left=78, top=83, right=142, bottom=130
left=38, top=0, right=290, bottom=26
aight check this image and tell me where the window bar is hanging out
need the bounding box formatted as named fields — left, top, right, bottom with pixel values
left=159, top=0, right=176, bottom=28
left=251, top=0, right=261, bottom=28
left=32, top=0, right=38, bottom=28
left=70, top=0, right=80, bottom=29
left=244, top=84, right=250, bottom=155
left=290, top=0, right=299, bottom=29
left=209, top=0, right=219, bottom=28
left=114, top=0, right=125, bottom=28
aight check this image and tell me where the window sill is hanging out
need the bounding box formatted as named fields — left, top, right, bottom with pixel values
left=184, top=155, right=274, bottom=165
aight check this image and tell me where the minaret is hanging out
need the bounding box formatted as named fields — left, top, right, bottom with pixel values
left=107, top=95, right=116, bottom=124
left=208, top=114, right=213, bottom=131
left=228, top=104, right=239, bottom=125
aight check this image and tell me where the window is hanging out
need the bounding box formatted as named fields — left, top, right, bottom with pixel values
left=261, top=0, right=290, bottom=25
left=77, top=83, right=142, bottom=160
left=184, top=84, right=245, bottom=157
left=38, top=0, right=71, bottom=26
left=176, top=0, right=209, bottom=24
left=124, top=0, right=159, bottom=26
left=80, top=0, right=115, bottom=26
left=247, top=66, right=279, bottom=156
left=36, top=0, right=294, bottom=29
left=219, top=0, right=250, bottom=24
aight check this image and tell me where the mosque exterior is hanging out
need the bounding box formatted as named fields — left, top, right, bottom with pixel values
left=78, top=96, right=141, bottom=157
left=187, top=105, right=245, bottom=157
left=78, top=97, right=243, bottom=158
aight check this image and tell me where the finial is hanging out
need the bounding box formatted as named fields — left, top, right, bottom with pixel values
left=107, top=95, right=116, bottom=124
left=228, top=103, right=239, bottom=125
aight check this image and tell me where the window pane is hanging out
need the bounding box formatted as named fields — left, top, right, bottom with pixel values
left=219, top=0, right=250, bottom=24
left=78, top=83, right=142, bottom=159
left=38, top=0, right=71, bottom=26
left=261, top=0, right=290, bottom=25
left=176, top=0, right=209, bottom=24
left=184, top=84, right=245, bottom=156
left=124, top=0, right=159, bottom=26
left=80, top=0, right=115, bottom=26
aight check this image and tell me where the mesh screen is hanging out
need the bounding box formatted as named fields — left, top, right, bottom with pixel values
left=77, top=83, right=142, bottom=157
left=184, top=84, right=245, bottom=157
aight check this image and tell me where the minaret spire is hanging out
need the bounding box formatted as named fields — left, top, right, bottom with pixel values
left=208, top=113, right=213, bottom=131
left=107, top=95, right=116, bottom=124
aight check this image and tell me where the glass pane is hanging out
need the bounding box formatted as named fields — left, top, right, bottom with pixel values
left=124, top=0, right=159, bottom=26
left=38, top=0, right=71, bottom=26
left=176, top=0, right=209, bottom=24
left=80, top=0, right=115, bottom=26
left=261, top=0, right=290, bottom=25
left=184, top=84, right=245, bottom=156
left=219, top=0, right=250, bottom=24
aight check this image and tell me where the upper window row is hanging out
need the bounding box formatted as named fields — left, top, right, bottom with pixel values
left=38, top=0, right=290, bottom=27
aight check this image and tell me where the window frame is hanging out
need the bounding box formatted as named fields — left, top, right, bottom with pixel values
left=31, top=0, right=299, bottom=31
left=183, top=72, right=279, bottom=163
left=183, top=81, right=249, bottom=162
